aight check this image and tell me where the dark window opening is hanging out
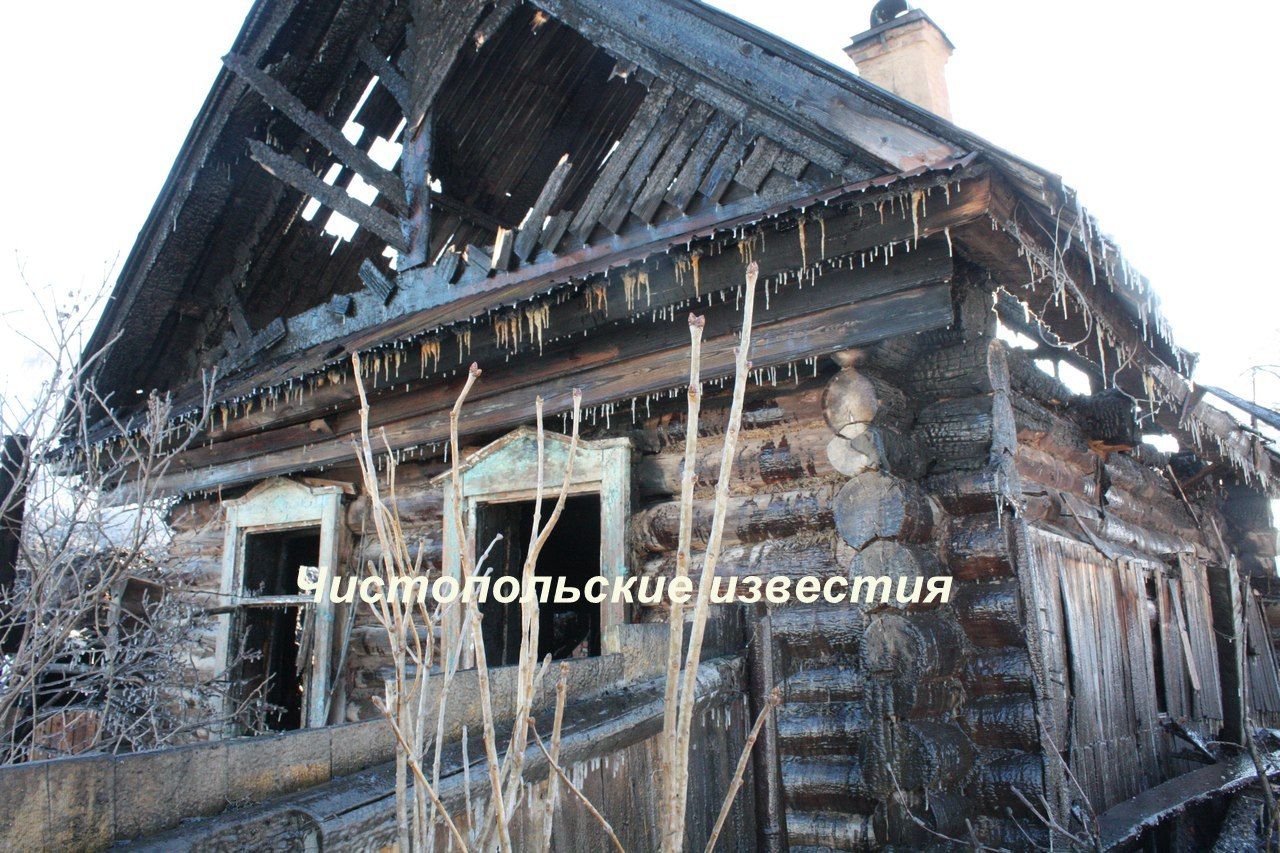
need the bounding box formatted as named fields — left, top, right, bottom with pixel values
left=476, top=495, right=602, bottom=667
left=234, top=528, right=319, bottom=732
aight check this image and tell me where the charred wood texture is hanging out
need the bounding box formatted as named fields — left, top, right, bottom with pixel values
left=944, top=516, right=1012, bottom=581
left=826, top=426, right=923, bottom=480
left=833, top=471, right=933, bottom=550
left=847, top=540, right=942, bottom=609
left=914, top=396, right=993, bottom=471
left=861, top=611, right=965, bottom=681
left=635, top=425, right=833, bottom=498
left=952, top=580, right=1024, bottom=648
left=1080, top=388, right=1138, bottom=452
left=822, top=369, right=911, bottom=438
left=632, top=488, right=833, bottom=553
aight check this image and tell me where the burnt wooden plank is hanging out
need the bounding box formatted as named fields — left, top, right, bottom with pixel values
left=569, top=81, right=675, bottom=242
left=327, top=294, right=354, bottom=317
left=406, top=0, right=493, bottom=129
left=491, top=228, right=515, bottom=272
left=665, top=112, right=732, bottom=212
left=223, top=317, right=287, bottom=372
left=223, top=54, right=407, bottom=213
left=699, top=128, right=749, bottom=204
left=599, top=93, right=693, bottom=233
left=358, top=260, right=397, bottom=304
left=514, top=155, right=573, bottom=261
left=246, top=139, right=409, bottom=252
left=772, top=150, right=808, bottom=180
left=400, top=109, right=432, bottom=269
left=463, top=244, right=492, bottom=275
left=538, top=210, right=572, bottom=256
left=733, top=137, right=782, bottom=193
left=631, top=101, right=713, bottom=224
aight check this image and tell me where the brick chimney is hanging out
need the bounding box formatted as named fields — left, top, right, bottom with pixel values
left=845, top=5, right=954, bottom=120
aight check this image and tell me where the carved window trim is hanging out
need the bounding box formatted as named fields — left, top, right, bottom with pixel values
left=435, top=428, right=632, bottom=659
left=216, top=477, right=346, bottom=731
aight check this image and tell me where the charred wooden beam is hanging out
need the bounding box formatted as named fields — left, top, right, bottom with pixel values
left=246, top=139, right=409, bottom=253
left=570, top=81, right=675, bottom=241
left=354, top=39, right=410, bottom=115
left=94, top=170, right=991, bottom=448
left=223, top=54, right=407, bottom=214
left=328, top=294, right=355, bottom=317
left=399, top=110, right=432, bottom=269
left=222, top=317, right=287, bottom=372
left=491, top=228, right=514, bottom=273
left=632, top=101, right=713, bottom=224
left=172, top=239, right=951, bottom=456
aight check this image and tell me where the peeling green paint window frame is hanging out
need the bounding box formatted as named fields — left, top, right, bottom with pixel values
left=217, top=477, right=347, bottom=734
left=435, top=428, right=632, bottom=663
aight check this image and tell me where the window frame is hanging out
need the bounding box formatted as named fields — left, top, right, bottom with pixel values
left=216, top=477, right=346, bottom=732
left=436, top=428, right=631, bottom=661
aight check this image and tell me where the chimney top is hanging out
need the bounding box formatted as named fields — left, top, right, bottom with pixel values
left=845, top=5, right=954, bottom=120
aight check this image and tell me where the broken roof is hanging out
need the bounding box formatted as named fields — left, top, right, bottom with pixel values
left=77, top=0, right=1276, bottom=488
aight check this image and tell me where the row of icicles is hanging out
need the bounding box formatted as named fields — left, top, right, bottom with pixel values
left=98, top=176, right=970, bottom=460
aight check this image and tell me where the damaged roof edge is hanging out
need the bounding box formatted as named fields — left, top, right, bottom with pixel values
left=77, top=0, right=284, bottom=380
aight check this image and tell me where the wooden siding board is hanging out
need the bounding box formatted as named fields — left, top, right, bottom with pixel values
left=665, top=113, right=732, bottom=212
left=632, top=101, right=715, bottom=223
left=599, top=93, right=694, bottom=234
left=569, top=81, right=676, bottom=242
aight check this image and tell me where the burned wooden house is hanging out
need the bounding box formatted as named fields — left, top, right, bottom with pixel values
left=11, top=0, right=1280, bottom=849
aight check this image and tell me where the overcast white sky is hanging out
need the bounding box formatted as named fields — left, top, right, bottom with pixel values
left=1, top=1, right=1277, bottom=415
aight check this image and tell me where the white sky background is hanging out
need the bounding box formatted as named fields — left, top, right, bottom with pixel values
left=1, top=1, right=1278, bottom=419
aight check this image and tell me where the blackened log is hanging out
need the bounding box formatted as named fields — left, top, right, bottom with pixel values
left=952, top=580, right=1024, bottom=648
left=961, top=694, right=1038, bottom=750
left=833, top=471, right=933, bottom=549
left=867, top=720, right=972, bottom=791
left=631, top=488, right=833, bottom=553
left=944, top=515, right=1012, bottom=581
left=634, top=425, right=833, bottom=498
left=861, top=611, right=965, bottom=680
left=822, top=369, right=910, bottom=438
left=825, top=426, right=924, bottom=480
left=1080, top=387, right=1138, bottom=452
left=399, top=112, right=432, bottom=269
